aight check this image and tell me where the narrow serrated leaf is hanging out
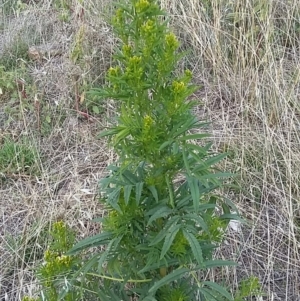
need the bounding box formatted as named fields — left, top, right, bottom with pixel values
left=97, top=239, right=116, bottom=273
left=178, top=133, right=210, bottom=141
left=98, top=128, right=119, bottom=138
left=185, top=143, right=208, bottom=155
left=107, top=187, right=121, bottom=212
left=202, top=281, right=233, bottom=300
left=171, top=116, right=198, bottom=138
left=148, top=268, right=190, bottom=294
left=122, top=169, right=139, bottom=184
left=95, top=290, right=114, bottom=301
left=159, top=140, right=172, bottom=151
left=141, top=297, right=157, bottom=301
left=183, top=230, right=203, bottom=266
left=187, top=177, right=200, bottom=212
left=136, top=182, right=144, bottom=204
left=149, top=216, right=180, bottom=246
left=184, top=213, right=209, bottom=233
left=148, top=185, right=158, bottom=202
left=182, top=148, right=191, bottom=174
left=114, top=128, right=131, bottom=145
left=124, top=185, right=132, bottom=205
left=160, top=224, right=181, bottom=259
left=203, top=260, right=237, bottom=269
left=194, top=153, right=228, bottom=172
left=198, top=287, right=219, bottom=301
left=147, top=206, right=173, bottom=226
left=67, top=232, right=112, bottom=255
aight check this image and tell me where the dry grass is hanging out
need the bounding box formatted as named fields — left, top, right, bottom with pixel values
left=0, top=0, right=300, bottom=300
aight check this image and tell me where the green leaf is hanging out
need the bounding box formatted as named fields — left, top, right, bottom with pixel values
left=148, top=268, right=190, bottom=294
left=123, top=169, right=139, bottom=184
left=148, top=185, right=158, bottom=202
left=136, top=182, right=144, bottom=204
left=170, top=116, right=198, bottom=138
left=159, top=140, right=172, bottom=151
left=178, top=133, right=210, bottom=141
left=98, top=128, right=119, bottom=138
left=220, top=213, right=242, bottom=221
left=45, top=115, right=51, bottom=123
left=114, top=127, right=131, bottom=145
left=187, top=176, right=200, bottom=212
left=141, top=297, right=157, bottom=301
left=197, top=172, right=234, bottom=180
left=193, top=153, right=228, bottom=173
left=202, top=281, right=233, bottom=301
left=97, top=237, right=122, bottom=273
left=165, top=174, right=175, bottom=208
left=107, top=187, right=122, bottom=212
left=182, top=148, right=191, bottom=175
left=147, top=206, right=173, bottom=226
left=92, top=105, right=100, bottom=114
left=149, top=216, right=180, bottom=246
left=81, top=253, right=102, bottom=274
left=95, top=290, right=115, bottom=301
left=198, top=288, right=219, bottom=301
left=183, top=230, right=203, bottom=266
left=203, top=260, right=237, bottom=269
left=124, top=185, right=133, bottom=205
left=67, top=232, right=112, bottom=255
left=184, top=213, right=209, bottom=233
left=160, top=224, right=181, bottom=259
left=185, top=143, right=208, bottom=156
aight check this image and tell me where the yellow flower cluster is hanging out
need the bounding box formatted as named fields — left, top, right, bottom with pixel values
left=129, top=56, right=142, bottom=66
left=108, top=66, right=121, bottom=77
left=165, top=33, right=179, bottom=50
left=184, top=69, right=192, bottom=79
left=122, top=44, right=132, bottom=57
left=53, top=221, right=66, bottom=232
left=141, top=20, right=155, bottom=34
left=56, top=254, right=72, bottom=265
left=143, top=115, right=153, bottom=130
left=172, top=81, right=186, bottom=94
left=135, top=0, right=150, bottom=13
left=114, top=9, right=124, bottom=25
left=44, top=249, right=72, bottom=272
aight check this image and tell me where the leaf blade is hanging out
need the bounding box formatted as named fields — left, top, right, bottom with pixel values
left=148, top=268, right=190, bottom=294
left=183, top=230, right=203, bottom=266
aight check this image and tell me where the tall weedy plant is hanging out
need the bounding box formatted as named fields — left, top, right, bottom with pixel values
left=68, top=0, right=238, bottom=300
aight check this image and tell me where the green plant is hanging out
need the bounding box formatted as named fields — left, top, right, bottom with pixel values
left=0, top=0, right=23, bottom=16
left=22, top=297, right=38, bottom=301
left=53, top=0, right=72, bottom=22
left=36, top=221, right=81, bottom=301
left=63, top=0, right=241, bottom=300
left=0, top=137, right=39, bottom=177
left=0, top=36, right=30, bottom=71
left=234, top=276, right=263, bottom=301
left=4, top=222, right=50, bottom=267
left=0, top=65, right=16, bottom=99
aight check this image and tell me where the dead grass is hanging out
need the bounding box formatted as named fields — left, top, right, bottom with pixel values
left=163, top=0, right=300, bottom=299
left=1, top=0, right=300, bottom=300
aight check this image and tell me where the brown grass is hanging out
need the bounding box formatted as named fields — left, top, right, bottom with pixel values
left=1, top=0, right=300, bottom=300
